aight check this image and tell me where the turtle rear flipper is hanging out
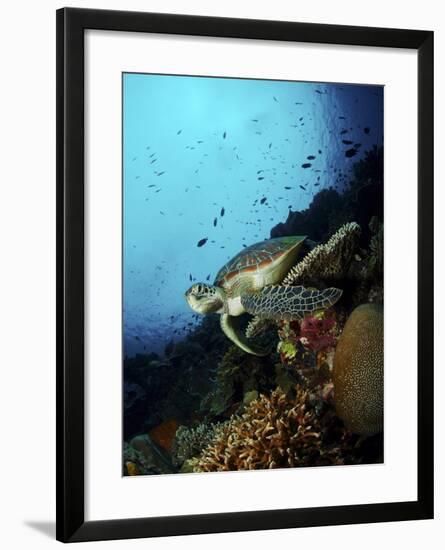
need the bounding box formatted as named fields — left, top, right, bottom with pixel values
left=241, top=285, right=342, bottom=321
left=220, top=314, right=269, bottom=356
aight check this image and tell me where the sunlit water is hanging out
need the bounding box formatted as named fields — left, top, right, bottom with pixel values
left=123, top=74, right=383, bottom=357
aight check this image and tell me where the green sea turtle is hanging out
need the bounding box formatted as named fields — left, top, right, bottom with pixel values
left=185, top=236, right=342, bottom=356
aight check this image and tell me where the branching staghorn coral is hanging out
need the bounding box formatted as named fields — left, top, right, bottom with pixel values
left=282, top=222, right=361, bottom=286
left=192, top=386, right=344, bottom=472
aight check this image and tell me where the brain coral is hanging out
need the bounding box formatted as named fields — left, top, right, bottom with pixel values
left=333, top=303, right=383, bottom=435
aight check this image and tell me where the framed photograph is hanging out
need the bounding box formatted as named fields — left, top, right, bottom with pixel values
left=56, top=7, right=434, bottom=543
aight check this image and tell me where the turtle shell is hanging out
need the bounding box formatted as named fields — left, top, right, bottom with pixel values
left=214, top=236, right=306, bottom=289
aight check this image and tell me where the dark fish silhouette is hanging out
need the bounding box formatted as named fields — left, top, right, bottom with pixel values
left=284, top=186, right=292, bottom=189
left=251, top=119, right=258, bottom=122
left=269, top=143, right=272, bottom=149
left=220, top=207, right=225, bottom=217
left=318, top=149, right=322, bottom=154
left=150, top=159, right=157, bottom=164
left=260, top=197, right=267, bottom=204
left=177, top=129, right=182, bottom=135
left=197, top=238, right=208, bottom=247
left=364, top=127, right=370, bottom=134
left=340, top=130, right=348, bottom=135
left=157, top=171, right=165, bottom=176
left=299, top=185, right=306, bottom=190
left=301, top=163, right=312, bottom=169
left=295, top=102, right=303, bottom=105
left=345, top=148, right=358, bottom=158
left=258, top=176, right=264, bottom=180
left=315, top=89, right=324, bottom=94
left=213, top=217, right=217, bottom=227
left=223, top=131, right=227, bottom=139
left=257, top=170, right=264, bottom=174
left=342, top=140, right=353, bottom=144
left=273, top=96, right=278, bottom=102
left=189, top=274, right=193, bottom=281
left=339, top=116, right=346, bottom=120
left=147, top=184, right=156, bottom=188
left=206, top=274, right=211, bottom=281
left=307, top=155, right=316, bottom=160
left=354, top=143, right=362, bottom=148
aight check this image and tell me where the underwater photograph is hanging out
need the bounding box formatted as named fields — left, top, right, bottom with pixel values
left=122, top=73, right=384, bottom=476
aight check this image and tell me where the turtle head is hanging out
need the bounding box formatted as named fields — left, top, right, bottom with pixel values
left=185, top=283, right=225, bottom=314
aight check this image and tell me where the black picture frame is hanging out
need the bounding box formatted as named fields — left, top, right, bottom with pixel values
left=56, top=7, right=434, bottom=543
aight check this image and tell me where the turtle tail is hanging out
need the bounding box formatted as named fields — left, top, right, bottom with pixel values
left=241, top=285, right=342, bottom=321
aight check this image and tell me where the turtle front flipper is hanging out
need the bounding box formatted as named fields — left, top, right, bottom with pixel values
left=241, top=285, right=342, bottom=321
left=220, top=314, right=269, bottom=356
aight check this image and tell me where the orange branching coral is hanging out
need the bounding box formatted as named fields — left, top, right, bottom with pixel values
left=193, top=387, right=343, bottom=472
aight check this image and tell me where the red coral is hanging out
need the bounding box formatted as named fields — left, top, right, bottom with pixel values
left=298, top=313, right=337, bottom=352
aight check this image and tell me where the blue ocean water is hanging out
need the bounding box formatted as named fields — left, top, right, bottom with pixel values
left=123, top=74, right=383, bottom=357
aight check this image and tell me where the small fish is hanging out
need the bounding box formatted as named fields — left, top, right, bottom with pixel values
left=177, top=129, right=182, bottom=135
left=213, top=218, right=217, bottom=227
left=284, top=186, right=292, bottom=190
left=315, top=89, right=324, bottom=94
left=273, top=96, right=278, bottom=102
left=269, top=143, right=272, bottom=149
left=189, top=274, right=193, bottom=281
left=257, top=170, right=264, bottom=174
left=260, top=197, right=267, bottom=204
left=364, top=127, right=370, bottom=134
left=160, top=211, right=165, bottom=215
left=251, top=119, right=258, bottom=122
left=339, top=116, right=346, bottom=120
left=340, top=130, right=348, bottom=135
left=299, top=185, right=306, bottom=190
left=318, top=149, right=322, bottom=154
left=345, top=148, right=358, bottom=158
left=220, top=207, right=225, bottom=217
left=295, top=102, right=303, bottom=105
left=147, top=184, right=156, bottom=188
left=206, top=274, right=211, bottom=281
left=354, top=143, right=362, bottom=148
left=157, top=171, right=165, bottom=176
left=342, top=140, right=353, bottom=145
left=223, top=131, right=227, bottom=139
left=150, top=159, right=157, bottom=164
left=301, top=163, right=312, bottom=169
left=307, top=155, right=316, bottom=160
left=258, top=176, right=264, bottom=180
left=197, top=238, right=208, bottom=247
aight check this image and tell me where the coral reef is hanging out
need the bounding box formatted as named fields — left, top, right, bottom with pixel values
left=201, top=345, right=275, bottom=418
left=333, top=303, right=383, bottom=435
left=192, top=386, right=345, bottom=472
left=282, top=222, right=361, bottom=286
left=129, top=434, right=176, bottom=474
left=149, top=419, right=179, bottom=452
left=123, top=147, right=385, bottom=474
left=172, top=422, right=226, bottom=466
